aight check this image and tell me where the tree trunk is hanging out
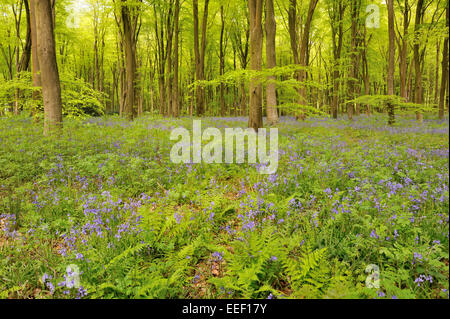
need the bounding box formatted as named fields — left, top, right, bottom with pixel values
left=413, top=0, right=424, bottom=122
left=166, top=2, right=174, bottom=117
left=118, top=37, right=126, bottom=116
left=172, top=0, right=180, bottom=117
left=330, top=2, right=345, bottom=119
left=219, top=5, right=227, bottom=117
left=297, top=0, right=318, bottom=121
left=439, top=3, right=449, bottom=120
left=30, top=0, right=41, bottom=117
left=248, top=0, right=263, bottom=131
left=13, top=0, right=32, bottom=115
left=193, top=0, right=209, bottom=116
left=387, top=0, right=396, bottom=125
left=93, top=7, right=100, bottom=92
left=288, top=0, right=299, bottom=65
left=347, top=0, right=361, bottom=121
left=397, top=0, right=409, bottom=101
left=154, top=5, right=165, bottom=116
left=265, top=0, right=278, bottom=125
left=121, top=0, right=138, bottom=120
left=34, top=0, right=62, bottom=135
left=434, top=40, right=440, bottom=106
left=231, top=10, right=250, bottom=116
left=362, top=26, right=371, bottom=114
left=19, top=0, right=32, bottom=73
left=288, top=0, right=299, bottom=119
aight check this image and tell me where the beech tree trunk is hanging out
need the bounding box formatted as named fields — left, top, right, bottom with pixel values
left=297, top=0, right=318, bottom=121
left=329, top=2, right=345, bottom=119
left=172, top=0, right=180, bottom=117
left=13, top=0, right=32, bottom=115
left=347, top=0, right=361, bottom=121
left=397, top=0, right=410, bottom=101
left=387, top=0, right=396, bottom=125
left=248, top=0, right=263, bottom=131
left=166, top=2, right=174, bottom=117
left=154, top=5, right=166, bottom=116
left=30, top=0, right=41, bottom=116
left=288, top=0, right=299, bottom=66
left=361, top=26, right=371, bottom=114
left=288, top=0, right=299, bottom=119
left=265, top=0, right=278, bottom=125
left=193, top=0, right=209, bottom=116
left=19, top=0, right=31, bottom=73
left=121, top=0, right=138, bottom=120
left=231, top=12, right=249, bottom=116
left=219, top=5, right=227, bottom=117
left=34, top=0, right=62, bottom=135
left=413, top=0, right=424, bottom=122
left=434, top=41, right=440, bottom=106
left=439, top=3, right=449, bottom=120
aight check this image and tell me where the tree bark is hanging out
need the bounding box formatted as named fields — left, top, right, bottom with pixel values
left=172, top=0, right=180, bottom=117
left=439, top=3, right=449, bottom=120
left=248, top=0, right=263, bottom=131
left=329, top=2, right=345, bottom=119
left=19, top=0, right=32, bottom=73
left=387, top=0, right=396, bottom=125
left=434, top=41, right=440, bottom=106
left=297, top=0, right=318, bottom=121
left=362, top=26, right=371, bottom=114
left=193, top=0, right=209, bottom=116
left=219, top=5, right=227, bottom=117
left=166, top=1, right=174, bottom=117
left=34, top=0, right=62, bottom=135
left=13, top=0, right=32, bottom=115
left=153, top=5, right=165, bottom=116
left=287, top=0, right=299, bottom=118
left=30, top=0, right=41, bottom=116
left=288, top=0, right=299, bottom=65
left=397, top=0, right=410, bottom=101
left=121, top=0, right=139, bottom=120
left=231, top=10, right=249, bottom=116
left=265, top=0, right=278, bottom=125
left=413, top=0, right=424, bottom=122
left=347, top=0, right=361, bottom=121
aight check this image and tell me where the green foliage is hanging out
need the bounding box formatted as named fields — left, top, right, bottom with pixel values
left=198, top=65, right=327, bottom=116
left=0, top=71, right=105, bottom=117
left=0, top=115, right=447, bottom=299
left=59, top=73, right=106, bottom=118
left=349, top=95, right=435, bottom=114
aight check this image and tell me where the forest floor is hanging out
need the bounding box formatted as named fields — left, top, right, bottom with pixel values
left=0, top=114, right=448, bottom=299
